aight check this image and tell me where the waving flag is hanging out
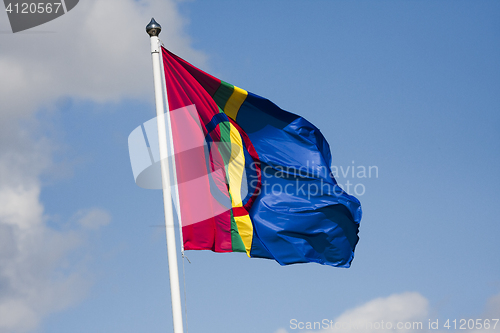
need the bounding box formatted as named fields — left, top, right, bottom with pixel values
left=130, top=47, right=362, bottom=267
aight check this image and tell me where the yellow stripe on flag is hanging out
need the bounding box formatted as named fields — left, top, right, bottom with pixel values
left=227, top=123, right=246, bottom=207
left=224, top=86, right=248, bottom=120
left=234, top=214, right=253, bottom=256
left=227, top=123, right=253, bottom=254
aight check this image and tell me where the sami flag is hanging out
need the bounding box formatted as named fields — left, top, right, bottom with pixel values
left=133, top=47, right=362, bottom=267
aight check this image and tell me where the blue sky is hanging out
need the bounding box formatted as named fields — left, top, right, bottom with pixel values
left=0, top=1, right=499, bottom=333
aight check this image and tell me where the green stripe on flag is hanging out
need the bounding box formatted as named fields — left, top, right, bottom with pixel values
left=229, top=207, right=246, bottom=252
left=213, top=80, right=234, bottom=111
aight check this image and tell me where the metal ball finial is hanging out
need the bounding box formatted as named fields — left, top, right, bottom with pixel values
left=146, top=18, right=161, bottom=37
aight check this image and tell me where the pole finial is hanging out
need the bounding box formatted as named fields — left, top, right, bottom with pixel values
left=146, top=18, right=161, bottom=37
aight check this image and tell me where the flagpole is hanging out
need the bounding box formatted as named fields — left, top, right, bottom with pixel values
left=146, top=18, right=184, bottom=333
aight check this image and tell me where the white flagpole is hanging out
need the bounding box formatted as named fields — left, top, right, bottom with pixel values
left=146, top=18, right=184, bottom=333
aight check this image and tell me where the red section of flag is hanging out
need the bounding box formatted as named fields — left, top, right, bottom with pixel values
left=162, top=48, right=233, bottom=252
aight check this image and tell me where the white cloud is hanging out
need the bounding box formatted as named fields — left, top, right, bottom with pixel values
left=275, top=329, right=290, bottom=333
left=0, top=0, right=206, bottom=121
left=468, top=293, right=500, bottom=333
left=75, top=208, right=112, bottom=230
left=289, top=292, right=500, bottom=333
left=0, top=0, right=205, bottom=332
left=483, top=293, right=500, bottom=319
left=319, top=292, right=428, bottom=333
left=0, top=182, right=88, bottom=333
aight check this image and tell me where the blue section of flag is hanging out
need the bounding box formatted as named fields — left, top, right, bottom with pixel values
left=237, top=93, right=362, bottom=267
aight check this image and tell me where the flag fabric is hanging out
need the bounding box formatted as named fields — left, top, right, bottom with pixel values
left=161, top=47, right=362, bottom=267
